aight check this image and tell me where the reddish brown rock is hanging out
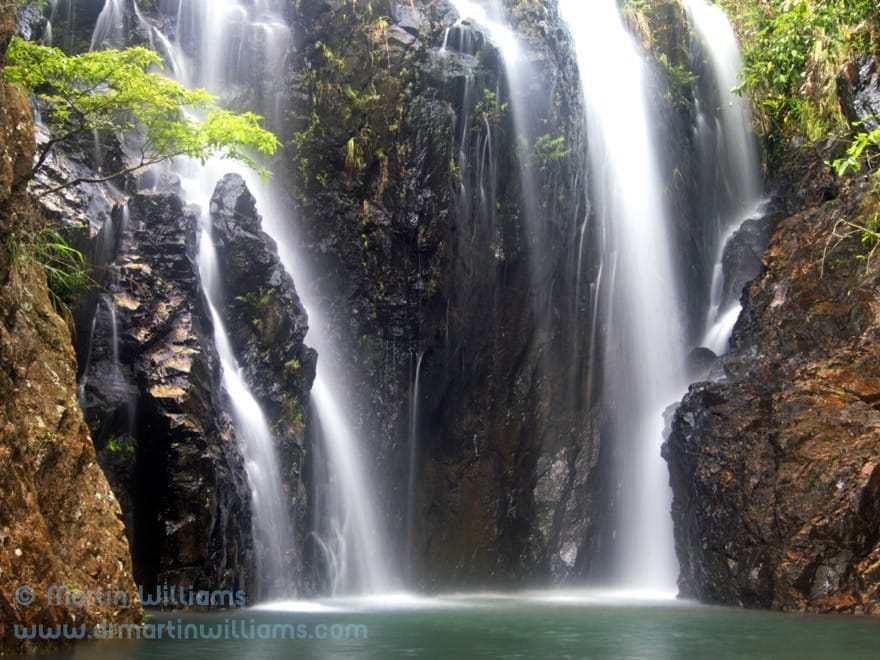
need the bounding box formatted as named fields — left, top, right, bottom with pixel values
left=665, top=150, right=880, bottom=613
left=0, top=4, right=142, bottom=651
left=0, top=263, right=144, bottom=654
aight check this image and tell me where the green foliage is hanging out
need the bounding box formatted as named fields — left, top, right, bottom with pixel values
left=664, top=62, right=697, bottom=108
left=719, top=0, right=879, bottom=158
left=278, top=392, right=305, bottom=435
left=830, top=126, right=880, bottom=177
left=291, top=4, right=410, bottom=199
left=530, top=133, right=571, bottom=172
left=32, top=227, right=92, bottom=309
left=826, top=211, right=880, bottom=272
left=4, top=36, right=280, bottom=193
left=104, top=434, right=137, bottom=456
left=621, top=0, right=656, bottom=49
left=234, top=286, right=276, bottom=331
left=234, top=286, right=275, bottom=310
left=7, top=225, right=94, bottom=314
left=473, top=88, right=508, bottom=127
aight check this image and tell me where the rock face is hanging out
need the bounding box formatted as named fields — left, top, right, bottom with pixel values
left=289, top=0, right=599, bottom=588
left=838, top=55, right=880, bottom=132
left=664, top=147, right=880, bottom=612
left=78, top=190, right=255, bottom=597
left=209, top=174, right=317, bottom=592
left=0, top=3, right=142, bottom=652
left=77, top=176, right=315, bottom=598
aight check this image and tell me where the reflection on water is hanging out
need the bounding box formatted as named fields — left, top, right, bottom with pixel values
left=41, top=592, right=880, bottom=659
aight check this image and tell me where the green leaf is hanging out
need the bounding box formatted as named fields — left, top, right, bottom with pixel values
left=4, top=37, right=280, bottom=189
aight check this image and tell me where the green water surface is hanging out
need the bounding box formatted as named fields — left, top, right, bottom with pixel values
left=35, top=591, right=880, bottom=659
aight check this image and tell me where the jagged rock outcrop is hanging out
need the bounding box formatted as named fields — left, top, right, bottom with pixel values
left=0, top=2, right=142, bottom=652
left=76, top=174, right=316, bottom=599
left=77, top=190, right=255, bottom=597
left=289, top=0, right=597, bottom=587
left=664, top=147, right=880, bottom=612
left=209, top=173, right=317, bottom=588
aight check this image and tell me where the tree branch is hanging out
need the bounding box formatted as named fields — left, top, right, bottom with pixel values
left=33, top=154, right=180, bottom=199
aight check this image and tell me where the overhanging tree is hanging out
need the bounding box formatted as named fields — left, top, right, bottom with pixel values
left=4, top=36, right=280, bottom=196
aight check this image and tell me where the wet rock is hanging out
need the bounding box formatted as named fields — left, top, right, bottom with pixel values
left=209, top=174, right=317, bottom=585
left=393, top=3, right=428, bottom=36
left=665, top=165, right=880, bottom=613
left=288, top=0, right=597, bottom=589
left=387, top=24, right=417, bottom=63
left=14, top=1, right=47, bottom=42
left=77, top=191, right=254, bottom=598
left=686, top=346, right=718, bottom=377
left=837, top=55, right=880, bottom=132
left=719, top=214, right=775, bottom=312
left=766, top=142, right=838, bottom=217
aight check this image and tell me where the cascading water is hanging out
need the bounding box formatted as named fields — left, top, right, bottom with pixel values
left=685, top=0, right=764, bottom=356
left=446, top=1, right=552, bottom=326
left=306, top=379, right=393, bottom=593
left=560, top=0, right=685, bottom=591
left=239, top=180, right=393, bottom=594
left=405, top=351, right=426, bottom=566
left=103, top=0, right=299, bottom=597
left=74, top=0, right=764, bottom=602
left=90, top=0, right=125, bottom=50
left=161, top=0, right=392, bottom=596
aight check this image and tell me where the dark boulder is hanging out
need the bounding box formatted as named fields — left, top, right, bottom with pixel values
left=209, top=174, right=317, bottom=587
left=719, top=214, right=775, bottom=313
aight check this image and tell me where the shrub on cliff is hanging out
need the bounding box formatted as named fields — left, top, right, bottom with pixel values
left=3, top=36, right=280, bottom=196
left=719, top=0, right=879, bottom=158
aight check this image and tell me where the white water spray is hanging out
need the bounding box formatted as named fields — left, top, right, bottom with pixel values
left=197, top=202, right=294, bottom=595
left=560, top=0, right=685, bottom=592
left=164, top=0, right=394, bottom=596
left=685, top=0, right=764, bottom=355
left=236, top=174, right=394, bottom=595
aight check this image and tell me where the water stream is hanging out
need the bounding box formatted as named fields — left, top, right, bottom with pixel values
left=136, top=0, right=298, bottom=598
left=685, top=0, right=764, bottom=355
left=197, top=205, right=294, bottom=597
left=163, top=0, right=393, bottom=596
left=560, top=0, right=685, bottom=592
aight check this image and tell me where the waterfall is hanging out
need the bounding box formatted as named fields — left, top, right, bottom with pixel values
left=73, top=0, right=764, bottom=599
left=90, top=0, right=125, bottom=50
left=446, top=0, right=551, bottom=327
left=685, top=0, right=764, bottom=355
left=309, top=379, right=394, bottom=593
left=406, top=351, right=426, bottom=567
left=162, top=0, right=392, bottom=595
left=80, top=0, right=394, bottom=598
left=85, top=0, right=300, bottom=597
left=230, top=178, right=394, bottom=595
left=560, top=0, right=685, bottom=591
